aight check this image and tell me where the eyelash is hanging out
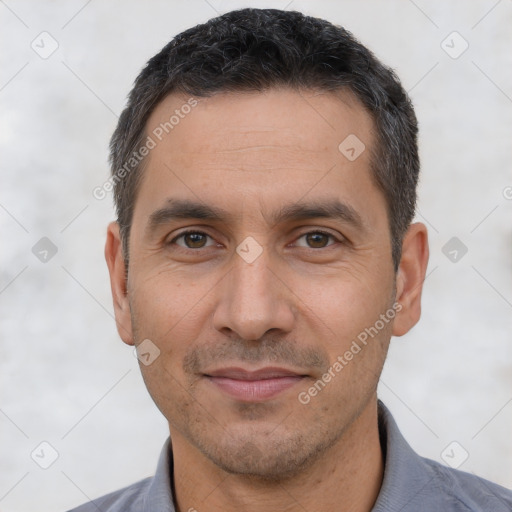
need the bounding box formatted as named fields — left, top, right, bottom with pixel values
left=168, top=229, right=343, bottom=250
left=169, top=230, right=218, bottom=249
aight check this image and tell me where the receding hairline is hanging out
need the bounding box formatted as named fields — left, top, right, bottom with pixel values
left=144, top=85, right=368, bottom=126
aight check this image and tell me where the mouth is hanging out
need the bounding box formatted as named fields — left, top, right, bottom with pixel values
left=203, top=367, right=308, bottom=402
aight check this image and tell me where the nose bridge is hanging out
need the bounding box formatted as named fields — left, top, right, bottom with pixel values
left=213, top=248, right=294, bottom=340
left=233, top=252, right=272, bottom=308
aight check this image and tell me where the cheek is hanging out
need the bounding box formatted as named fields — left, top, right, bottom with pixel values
left=303, top=292, right=393, bottom=414
left=138, top=359, right=201, bottom=433
left=128, top=276, right=212, bottom=406
left=291, top=268, right=391, bottom=341
left=295, top=273, right=395, bottom=401
left=129, top=269, right=210, bottom=342
left=129, top=274, right=207, bottom=411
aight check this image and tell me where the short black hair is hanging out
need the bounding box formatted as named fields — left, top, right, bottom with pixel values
left=110, top=8, right=419, bottom=270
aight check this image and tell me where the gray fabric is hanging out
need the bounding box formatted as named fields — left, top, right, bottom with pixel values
left=67, top=401, right=512, bottom=511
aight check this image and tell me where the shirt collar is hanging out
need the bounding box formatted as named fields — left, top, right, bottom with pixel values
left=371, top=400, right=436, bottom=511
left=143, top=436, right=175, bottom=512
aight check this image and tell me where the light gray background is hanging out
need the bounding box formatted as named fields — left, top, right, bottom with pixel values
left=1, top=1, right=511, bottom=511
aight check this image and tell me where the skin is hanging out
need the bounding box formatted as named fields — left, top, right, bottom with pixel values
left=105, top=88, right=429, bottom=512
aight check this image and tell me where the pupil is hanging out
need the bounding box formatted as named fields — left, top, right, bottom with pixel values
left=186, top=233, right=205, bottom=248
left=307, top=233, right=327, bottom=248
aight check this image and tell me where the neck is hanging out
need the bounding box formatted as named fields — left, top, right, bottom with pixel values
left=170, top=399, right=384, bottom=512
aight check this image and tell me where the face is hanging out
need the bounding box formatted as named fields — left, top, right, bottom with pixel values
left=106, top=88, right=425, bottom=479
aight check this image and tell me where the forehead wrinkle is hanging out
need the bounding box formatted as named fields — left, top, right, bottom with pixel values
left=198, top=145, right=323, bottom=154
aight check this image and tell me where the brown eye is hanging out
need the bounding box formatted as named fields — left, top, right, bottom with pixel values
left=305, top=232, right=330, bottom=248
left=172, top=231, right=214, bottom=249
left=184, top=233, right=207, bottom=248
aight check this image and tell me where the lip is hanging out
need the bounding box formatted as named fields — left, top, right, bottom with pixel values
left=204, top=367, right=307, bottom=402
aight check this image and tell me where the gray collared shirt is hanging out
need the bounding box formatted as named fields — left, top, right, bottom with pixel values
left=67, top=401, right=512, bottom=511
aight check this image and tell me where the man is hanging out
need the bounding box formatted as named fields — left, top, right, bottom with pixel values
left=70, top=8, right=512, bottom=512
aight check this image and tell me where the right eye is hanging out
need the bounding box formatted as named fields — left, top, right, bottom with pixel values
left=169, top=230, right=216, bottom=249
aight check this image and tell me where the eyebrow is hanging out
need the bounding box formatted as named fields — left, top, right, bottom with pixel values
left=269, top=200, right=364, bottom=230
left=146, top=198, right=365, bottom=234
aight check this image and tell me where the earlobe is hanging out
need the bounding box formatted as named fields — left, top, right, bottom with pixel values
left=105, top=222, right=134, bottom=345
left=392, top=222, right=429, bottom=337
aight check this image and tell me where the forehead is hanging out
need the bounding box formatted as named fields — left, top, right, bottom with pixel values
left=134, top=88, right=385, bottom=230
left=146, top=88, right=373, bottom=155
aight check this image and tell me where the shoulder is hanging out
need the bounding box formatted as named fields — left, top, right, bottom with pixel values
left=65, top=437, right=174, bottom=512
left=418, top=456, right=512, bottom=511
left=66, top=476, right=152, bottom=512
left=374, top=401, right=512, bottom=511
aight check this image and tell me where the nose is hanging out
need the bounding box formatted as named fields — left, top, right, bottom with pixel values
left=212, top=249, right=295, bottom=341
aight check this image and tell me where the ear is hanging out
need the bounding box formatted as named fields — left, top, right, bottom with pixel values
left=105, top=222, right=134, bottom=345
left=392, top=222, right=429, bottom=337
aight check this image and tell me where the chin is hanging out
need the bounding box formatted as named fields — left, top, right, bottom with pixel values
left=194, top=425, right=335, bottom=482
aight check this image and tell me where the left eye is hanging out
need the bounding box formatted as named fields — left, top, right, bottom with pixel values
left=295, top=231, right=338, bottom=249
left=172, top=231, right=216, bottom=249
